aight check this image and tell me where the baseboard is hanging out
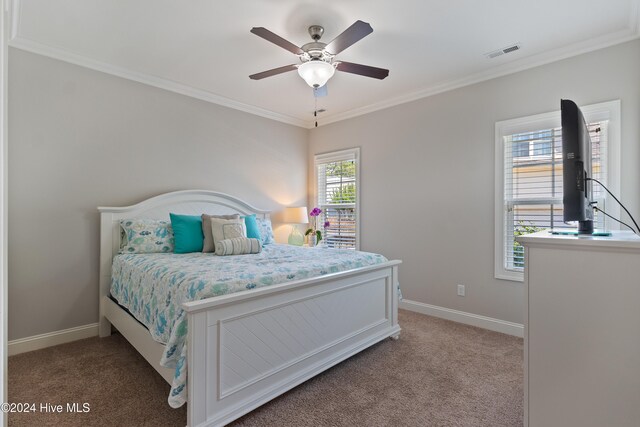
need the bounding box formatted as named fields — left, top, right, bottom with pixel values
left=7, top=301, right=522, bottom=356
left=8, top=323, right=99, bottom=356
left=399, top=299, right=524, bottom=338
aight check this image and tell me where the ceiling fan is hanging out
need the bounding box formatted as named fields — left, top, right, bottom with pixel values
left=249, top=20, right=389, bottom=92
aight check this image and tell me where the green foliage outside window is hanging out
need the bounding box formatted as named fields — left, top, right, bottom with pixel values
left=330, top=183, right=356, bottom=203
left=325, top=161, right=355, bottom=178
left=325, top=160, right=356, bottom=204
left=513, top=221, right=543, bottom=268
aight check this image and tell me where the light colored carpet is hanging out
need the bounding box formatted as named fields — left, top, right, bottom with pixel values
left=9, top=310, right=523, bottom=426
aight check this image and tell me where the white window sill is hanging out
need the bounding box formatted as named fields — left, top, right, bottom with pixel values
left=495, top=271, right=524, bottom=282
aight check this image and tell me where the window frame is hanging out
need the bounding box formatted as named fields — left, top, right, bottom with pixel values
left=313, top=147, right=361, bottom=250
left=494, top=100, right=621, bottom=282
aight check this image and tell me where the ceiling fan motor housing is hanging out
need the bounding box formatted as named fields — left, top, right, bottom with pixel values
left=308, top=25, right=324, bottom=41
left=301, top=26, right=332, bottom=61
left=301, top=42, right=329, bottom=60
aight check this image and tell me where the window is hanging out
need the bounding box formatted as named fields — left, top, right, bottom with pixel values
left=495, top=101, right=620, bottom=281
left=314, top=148, right=360, bottom=250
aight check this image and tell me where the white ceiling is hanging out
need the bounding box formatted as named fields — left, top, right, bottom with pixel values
left=10, top=0, right=640, bottom=128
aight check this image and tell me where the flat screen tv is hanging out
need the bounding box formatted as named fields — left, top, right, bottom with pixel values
left=561, top=99, right=594, bottom=234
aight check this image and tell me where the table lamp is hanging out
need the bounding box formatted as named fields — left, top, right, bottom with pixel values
left=283, top=207, right=308, bottom=246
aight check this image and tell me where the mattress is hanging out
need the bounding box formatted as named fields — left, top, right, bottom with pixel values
left=110, top=243, right=388, bottom=407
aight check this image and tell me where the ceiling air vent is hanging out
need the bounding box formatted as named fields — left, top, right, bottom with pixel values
left=485, top=43, right=521, bottom=59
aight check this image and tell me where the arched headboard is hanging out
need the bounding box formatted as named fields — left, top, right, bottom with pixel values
left=98, top=190, right=271, bottom=309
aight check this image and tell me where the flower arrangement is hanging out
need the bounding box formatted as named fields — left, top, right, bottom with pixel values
left=305, top=207, right=329, bottom=246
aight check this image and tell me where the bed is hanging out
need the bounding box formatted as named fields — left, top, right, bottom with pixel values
left=99, top=190, right=401, bottom=427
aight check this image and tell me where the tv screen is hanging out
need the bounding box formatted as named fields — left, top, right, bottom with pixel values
left=561, top=99, right=593, bottom=234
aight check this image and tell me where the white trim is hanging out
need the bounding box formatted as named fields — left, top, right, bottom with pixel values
left=7, top=36, right=310, bottom=129
left=314, top=148, right=360, bottom=164
left=1, top=1, right=8, bottom=425
left=314, top=23, right=639, bottom=126
left=494, top=100, right=621, bottom=282
left=313, top=148, right=360, bottom=250
left=400, top=299, right=523, bottom=338
left=8, top=323, right=99, bottom=356
left=7, top=0, right=640, bottom=129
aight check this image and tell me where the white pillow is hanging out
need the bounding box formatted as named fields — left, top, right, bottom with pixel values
left=210, top=217, right=246, bottom=251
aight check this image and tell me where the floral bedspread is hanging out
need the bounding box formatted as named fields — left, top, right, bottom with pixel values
left=110, top=244, right=388, bottom=408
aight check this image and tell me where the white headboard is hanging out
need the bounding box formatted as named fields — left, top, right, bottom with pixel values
left=98, top=190, right=271, bottom=304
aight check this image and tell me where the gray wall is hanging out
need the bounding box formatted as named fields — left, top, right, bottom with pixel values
left=309, top=39, right=640, bottom=325
left=9, top=39, right=640, bottom=340
left=8, top=48, right=308, bottom=340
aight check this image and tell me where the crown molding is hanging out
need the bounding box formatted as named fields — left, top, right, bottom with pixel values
left=8, top=0, right=640, bottom=130
left=8, top=36, right=311, bottom=129
left=318, top=25, right=640, bottom=127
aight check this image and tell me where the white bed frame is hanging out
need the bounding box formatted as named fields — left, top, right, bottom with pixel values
left=98, top=190, right=401, bottom=427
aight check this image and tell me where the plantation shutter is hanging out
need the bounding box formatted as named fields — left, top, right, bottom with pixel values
left=315, top=149, right=359, bottom=250
left=503, top=122, right=608, bottom=271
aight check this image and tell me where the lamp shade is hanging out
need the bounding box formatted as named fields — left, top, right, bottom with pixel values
left=297, top=61, right=335, bottom=88
left=283, top=207, right=309, bottom=224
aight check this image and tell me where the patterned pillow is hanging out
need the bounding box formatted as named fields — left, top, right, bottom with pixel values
left=210, top=217, right=247, bottom=250
left=120, top=219, right=174, bottom=254
left=256, top=218, right=275, bottom=245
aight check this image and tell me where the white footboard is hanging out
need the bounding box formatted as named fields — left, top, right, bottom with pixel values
left=98, top=191, right=401, bottom=427
left=184, top=261, right=401, bottom=427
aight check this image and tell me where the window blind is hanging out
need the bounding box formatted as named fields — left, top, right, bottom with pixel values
left=315, top=150, right=358, bottom=249
left=503, top=122, right=608, bottom=270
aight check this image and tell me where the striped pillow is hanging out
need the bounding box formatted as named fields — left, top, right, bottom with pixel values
left=215, top=237, right=262, bottom=256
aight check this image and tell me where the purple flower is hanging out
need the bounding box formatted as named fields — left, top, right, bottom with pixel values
left=309, top=207, right=322, bottom=217
left=323, top=221, right=330, bottom=229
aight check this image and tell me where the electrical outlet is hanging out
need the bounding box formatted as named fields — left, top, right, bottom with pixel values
left=457, top=284, right=465, bottom=297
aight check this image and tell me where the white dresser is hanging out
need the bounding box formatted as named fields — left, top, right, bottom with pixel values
left=517, top=230, right=640, bottom=427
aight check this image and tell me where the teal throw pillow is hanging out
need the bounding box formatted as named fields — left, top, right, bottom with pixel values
left=244, top=214, right=261, bottom=240
left=170, top=213, right=204, bottom=253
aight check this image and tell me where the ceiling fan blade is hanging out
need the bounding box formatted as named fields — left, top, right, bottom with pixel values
left=336, top=61, right=389, bottom=80
left=250, top=27, right=303, bottom=55
left=249, top=64, right=298, bottom=80
left=314, top=84, right=328, bottom=98
left=325, top=20, right=373, bottom=55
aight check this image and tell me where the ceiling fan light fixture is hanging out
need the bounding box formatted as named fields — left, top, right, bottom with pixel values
left=297, top=60, right=335, bottom=88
